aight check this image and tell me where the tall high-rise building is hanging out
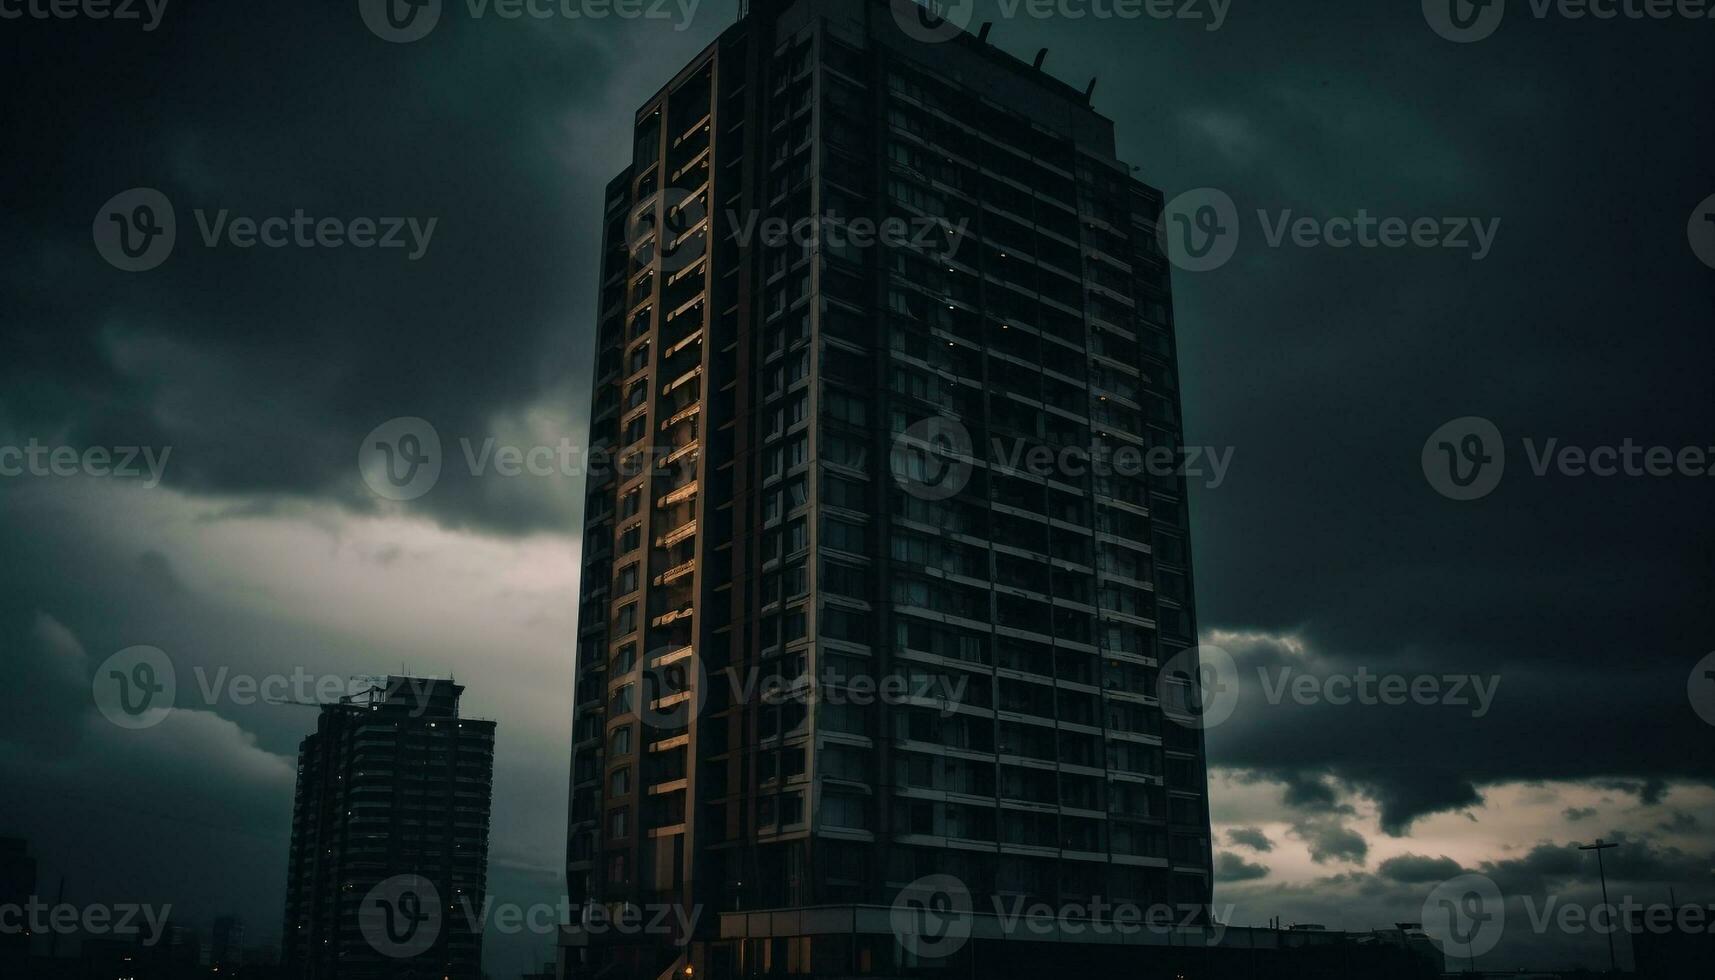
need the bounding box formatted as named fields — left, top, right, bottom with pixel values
left=282, top=677, right=495, bottom=980
left=566, top=1, right=1212, bottom=975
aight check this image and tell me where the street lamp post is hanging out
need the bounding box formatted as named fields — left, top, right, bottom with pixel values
left=1578, top=839, right=1620, bottom=974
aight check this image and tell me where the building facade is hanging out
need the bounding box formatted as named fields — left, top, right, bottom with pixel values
left=567, top=1, right=1213, bottom=975
left=282, top=678, right=495, bottom=980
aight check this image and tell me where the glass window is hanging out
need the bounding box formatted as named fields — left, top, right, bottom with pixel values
left=610, top=684, right=634, bottom=716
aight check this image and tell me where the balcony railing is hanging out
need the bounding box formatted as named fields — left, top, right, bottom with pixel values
left=656, top=518, right=696, bottom=549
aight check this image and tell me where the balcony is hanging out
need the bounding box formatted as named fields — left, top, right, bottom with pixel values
left=662, top=322, right=703, bottom=360
left=652, top=645, right=693, bottom=668
left=662, top=362, right=701, bottom=396
left=656, top=517, right=696, bottom=549
left=663, top=440, right=699, bottom=467
left=663, top=401, right=701, bottom=429
left=668, top=113, right=710, bottom=149
left=653, top=559, right=695, bottom=587
left=651, top=605, right=694, bottom=629
left=657, top=479, right=698, bottom=508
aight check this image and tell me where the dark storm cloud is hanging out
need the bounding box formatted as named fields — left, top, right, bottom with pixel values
left=1657, top=811, right=1699, bottom=833
left=1277, top=769, right=1346, bottom=811
left=136, top=549, right=185, bottom=593
left=1288, top=815, right=1369, bottom=866
left=1204, top=626, right=1707, bottom=833
left=2, top=7, right=723, bottom=968
left=1227, top=826, right=1274, bottom=852
left=0, top=600, right=298, bottom=936
left=1378, top=853, right=1463, bottom=884
left=0, top=3, right=722, bottom=536
left=1, top=607, right=98, bottom=754
left=1595, top=778, right=1671, bottom=806
left=1231, top=766, right=1348, bottom=813
left=1215, top=852, right=1270, bottom=881
left=1474, top=832, right=1714, bottom=903
left=0, top=480, right=580, bottom=970
left=1220, top=835, right=1715, bottom=968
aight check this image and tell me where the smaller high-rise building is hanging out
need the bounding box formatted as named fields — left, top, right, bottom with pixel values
left=0, top=838, right=35, bottom=974
left=212, top=915, right=246, bottom=974
left=281, top=677, right=495, bottom=980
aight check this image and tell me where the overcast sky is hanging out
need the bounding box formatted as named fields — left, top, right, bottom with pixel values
left=2, top=1, right=1713, bottom=974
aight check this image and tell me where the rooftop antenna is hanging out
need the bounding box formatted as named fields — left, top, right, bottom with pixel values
left=976, top=21, right=992, bottom=42
left=1084, top=77, right=1097, bottom=103
left=1032, top=48, right=1048, bottom=69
